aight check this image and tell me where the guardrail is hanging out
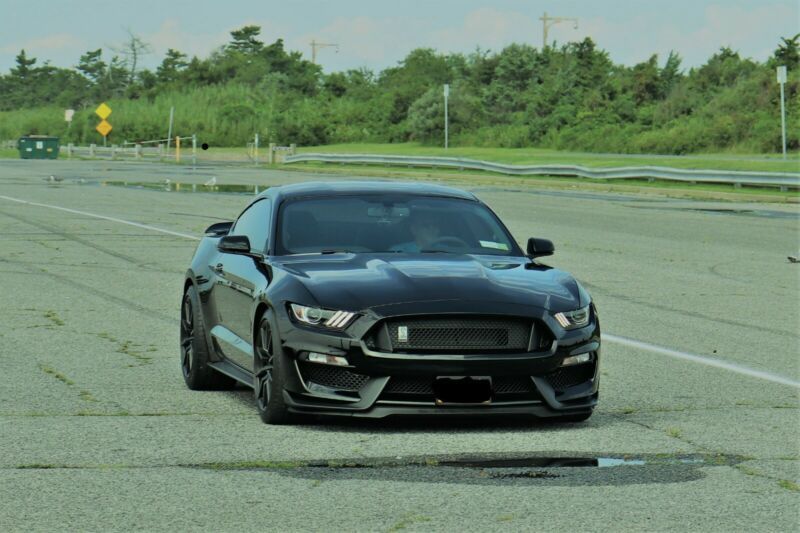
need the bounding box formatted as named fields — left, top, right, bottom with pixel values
left=284, top=153, right=800, bottom=189
left=63, top=142, right=198, bottom=164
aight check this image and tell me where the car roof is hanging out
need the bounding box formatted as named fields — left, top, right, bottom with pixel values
left=256, top=180, right=478, bottom=203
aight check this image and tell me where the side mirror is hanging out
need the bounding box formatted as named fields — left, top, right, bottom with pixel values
left=527, top=237, right=554, bottom=258
left=218, top=235, right=251, bottom=254
left=205, top=221, right=233, bottom=236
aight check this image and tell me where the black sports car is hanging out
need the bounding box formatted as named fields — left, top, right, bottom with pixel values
left=181, top=181, right=600, bottom=424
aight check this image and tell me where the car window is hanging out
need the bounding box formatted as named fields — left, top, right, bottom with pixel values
left=230, top=199, right=271, bottom=253
left=276, top=195, right=518, bottom=256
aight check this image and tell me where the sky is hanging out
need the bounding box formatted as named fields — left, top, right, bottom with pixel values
left=1, top=0, right=798, bottom=74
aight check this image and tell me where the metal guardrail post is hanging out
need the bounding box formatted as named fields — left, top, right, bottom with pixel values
left=158, top=143, right=164, bottom=161
left=135, top=144, right=142, bottom=159
left=192, top=134, right=197, bottom=169
left=67, top=143, right=73, bottom=159
left=289, top=143, right=296, bottom=156
left=111, top=145, right=117, bottom=160
left=268, top=143, right=276, bottom=165
left=89, top=144, right=96, bottom=158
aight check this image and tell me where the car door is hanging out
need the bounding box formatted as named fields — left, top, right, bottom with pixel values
left=212, top=199, right=271, bottom=370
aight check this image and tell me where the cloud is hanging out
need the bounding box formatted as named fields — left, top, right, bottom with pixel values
left=296, top=2, right=797, bottom=70
left=288, top=15, right=427, bottom=68
left=141, top=19, right=230, bottom=61
left=431, top=7, right=539, bottom=52
left=0, top=33, right=86, bottom=57
left=573, top=2, right=798, bottom=67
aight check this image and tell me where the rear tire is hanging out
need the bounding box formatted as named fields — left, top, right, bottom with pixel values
left=254, top=315, right=297, bottom=425
left=180, top=285, right=236, bottom=390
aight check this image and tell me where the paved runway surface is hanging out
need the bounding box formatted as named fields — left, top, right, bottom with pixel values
left=0, top=159, right=798, bottom=531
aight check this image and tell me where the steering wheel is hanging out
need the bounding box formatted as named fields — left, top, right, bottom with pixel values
left=428, top=236, right=469, bottom=250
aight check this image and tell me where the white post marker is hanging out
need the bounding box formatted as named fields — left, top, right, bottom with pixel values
left=254, top=133, right=260, bottom=166
left=443, top=83, right=450, bottom=150
left=65, top=109, right=74, bottom=132
left=777, top=66, right=787, bottom=160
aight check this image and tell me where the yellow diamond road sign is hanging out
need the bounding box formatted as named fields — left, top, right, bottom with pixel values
left=95, top=103, right=112, bottom=120
left=96, top=120, right=112, bottom=137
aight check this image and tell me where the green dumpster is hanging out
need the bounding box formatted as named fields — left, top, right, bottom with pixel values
left=18, top=135, right=60, bottom=159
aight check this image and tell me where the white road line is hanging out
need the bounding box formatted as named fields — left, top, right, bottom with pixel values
left=1, top=193, right=798, bottom=389
left=604, top=334, right=800, bottom=389
left=0, top=194, right=200, bottom=241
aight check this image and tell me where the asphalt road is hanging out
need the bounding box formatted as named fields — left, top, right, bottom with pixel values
left=0, top=159, right=798, bottom=532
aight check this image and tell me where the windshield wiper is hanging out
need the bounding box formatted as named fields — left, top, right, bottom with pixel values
left=420, top=249, right=457, bottom=254
left=320, top=249, right=354, bottom=254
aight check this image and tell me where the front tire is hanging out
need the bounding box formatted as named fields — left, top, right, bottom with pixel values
left=254, top=315, right=296, bottom=424
left=180, top=285, right=236, bottom=390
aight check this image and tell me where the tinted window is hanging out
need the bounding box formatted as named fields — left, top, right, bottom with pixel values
left=231, top=199, right=271, bottom=253
left=276, top=195, right=517, bottom=256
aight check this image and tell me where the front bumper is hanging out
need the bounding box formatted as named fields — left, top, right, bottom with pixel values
left=276, top=303, right=600, bottom=419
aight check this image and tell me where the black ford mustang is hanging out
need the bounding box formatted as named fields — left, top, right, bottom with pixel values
left=181, top=181, right=600, bottom=424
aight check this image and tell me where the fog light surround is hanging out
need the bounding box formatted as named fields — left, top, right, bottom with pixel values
left=307, top=352, right=349, bottom=366
left=561, top=352, right=592, bottom=367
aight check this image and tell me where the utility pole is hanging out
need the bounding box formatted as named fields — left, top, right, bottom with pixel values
left=777, top=66, right=787, bottom=160
left=539, top=12, right=578, bottom=49
left=310, top=40, right=339, bottom=64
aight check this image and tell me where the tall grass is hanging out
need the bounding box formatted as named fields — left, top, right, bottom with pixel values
left=0, top=78, right=797, bottom=156
left=0, top=85, right=276, bottom=147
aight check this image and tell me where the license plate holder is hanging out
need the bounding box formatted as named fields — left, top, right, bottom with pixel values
left=434, top=376, right=492, bottom=405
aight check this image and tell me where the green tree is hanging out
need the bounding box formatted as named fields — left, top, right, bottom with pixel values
left=773, top=34, right=799, bottom=69
left=407, top=81, right=483, bottom=143
left=156, top=49, right=189, bottom=84
left=11, top=49, right=36, bottom=79
left=660, top=51, right=683, bottom=96
left=228, top=25, right=264, bottom=55
left=77, top=49, right=106, bottom=83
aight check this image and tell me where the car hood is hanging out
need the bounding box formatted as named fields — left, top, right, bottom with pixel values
left=272, top=254, right=586, bottom=312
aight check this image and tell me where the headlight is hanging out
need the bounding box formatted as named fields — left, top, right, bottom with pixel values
left=554, top=305, right=590, bottom=329
left=289, top=303, right=356, bottom=329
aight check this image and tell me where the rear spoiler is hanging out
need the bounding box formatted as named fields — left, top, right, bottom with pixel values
left=204, top=221, right=233, bottom=236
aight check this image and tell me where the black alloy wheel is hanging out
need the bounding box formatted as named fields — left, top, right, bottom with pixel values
left=180, top=286, right=235, bottom=390
left=254, top=315, right=294, bottom=424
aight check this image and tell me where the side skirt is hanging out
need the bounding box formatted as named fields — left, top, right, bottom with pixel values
left=209, top=360, right=254, bottom=388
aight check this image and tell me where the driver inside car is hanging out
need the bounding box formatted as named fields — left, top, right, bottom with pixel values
left=390, top=211, right=442, bottom=253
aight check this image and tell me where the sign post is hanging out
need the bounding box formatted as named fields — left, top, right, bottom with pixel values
left=65, top=109, right=75, bottom=132
left=443, top=84, right=450, bottom=150
left=777, top=66, right=787, bottom=160
left=95, top=103, right=112, bottom=147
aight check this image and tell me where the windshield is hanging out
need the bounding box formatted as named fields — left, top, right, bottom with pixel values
left=276, top=195, right=518, bottom=256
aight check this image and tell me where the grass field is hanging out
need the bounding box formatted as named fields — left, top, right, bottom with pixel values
left=297, top=143, right=800, bottom=173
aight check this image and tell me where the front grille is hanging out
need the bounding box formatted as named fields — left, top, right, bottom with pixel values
left=383, top=375, right=536, bottom=396
left=545, top=362, right=595, bottom=391
left=298, top=362, right=369, bottom=392
left=382, top=316, right=532, bottom=353
left=384, top=377, right=433, bottom=395
left=493, top=376, right=535, bottom=394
